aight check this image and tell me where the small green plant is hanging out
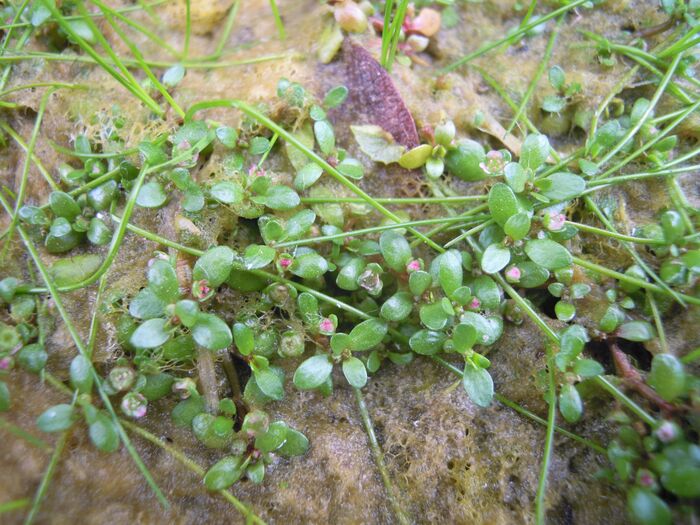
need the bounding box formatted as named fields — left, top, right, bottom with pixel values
left=1, top=1, right=699, bottom=524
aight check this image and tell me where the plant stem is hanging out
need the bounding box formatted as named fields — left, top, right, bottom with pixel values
left=196, top=346, right=220, bottom=413
left=506, top=15, right=563, bottom=135
left=268, top=0, right=286, bottom=40
left=0, top=417, right=51, bottom=451
left=24, top=430, right=69, bottom=525
left=535, top=341, right=556, bottom=525
left=565, top=221, right=664, bottom=245
left=274, top=215, right=482, bottom=249
left=184, top=0, right=191, bottom=58
left=300, top=195, right=486, bottom=204
left=0, top=499, right=30, bottom=514
left=354, top=388, right=411, bottom=525
left=0, top=51, right=289, bottom=69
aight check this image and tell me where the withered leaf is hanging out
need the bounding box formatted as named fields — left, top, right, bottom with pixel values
left=341, top=39, right=420, bottom=149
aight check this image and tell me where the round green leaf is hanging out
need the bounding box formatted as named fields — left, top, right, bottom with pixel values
left=399, top=144, right=432, bottom=169
left=520, top=134, right=550, bottom=171
left=555, top=301, right=576, bottom=322
left=37, top=404, right=75, bottom=432
left=573, top=359, right=604, bottom=378
left=409, top=270, right=432, bottom=296
left=409, top=330, right=445, bottom=355
left=171, top=396, right=206, bottom=427
left=254, top=366, right=284, bottom=401
left=216, top=126, right=238, bottom=148
left=49, top=191, right=81, bottom=220
left=445, top=139, right=487, bottom=181
left=210, top=181, right=243, bottom=204
left=192, top=313, right=232, bottom=350
left=141, top=373, right=175, bottom=401
left=342, top=357, right=368, bottom=388
left=294, top=163, right=323, bottom=191
left=439, top=250, right=463, bottom=297
left=18, top=343, right=47, bottom=373
left=661, top=466, right=700, bottom=498
left=244, top=244, right=275, bottom=270
left=323, top=85, right=348, bottom=108
left=648, top=354, right=685, bottom=402
left=193, top=246, right=235, bottom=287
left=204, top=456, right=245, bottom=491
left=129, top=287, right=166, bottom=320
left=136, top=181, right=167, bottom=208
left=290, top=252, right=329, bottom=280
left=337, top=158, right=364, bottom=180
left=380, top=292, right=413, bottom=322
left=617, top=321, right=655, bottom=342
left=314, top=120, right=335, bottom=155
left=460, top=312, right=502, bottom=346
left=233, top=323, right=255, bottom=356
left=260, top=186, right=301, bottom=211
left=348, top=319, right=388, bottom=352
left=87, top=218, right=111, bottom=245
left=337, top=257, right=365, bottom=291
left=162, top=64, right=185, bottom=86
left=559, top=383, right=583, bottom=423
left=70, top=355, right=93, bottom=394
left=420, top=302, right=450, bottom=330
left=481, top=244, right=511, bottom=274
left=89, top=413, right=119, bottom=453
left=462, top=365, right=494, bottom=407
left=504, top=212, right=531, bottom=240
left=525, top=239, right=572, bottom=270
left=293, top=355, right=333, bottom=390
left=488, top=183, right=520, bottom=228
left=278, top=428, right=309, bottom=457
left=174, top=299, right=199, bottom=328
left=130, top=318, right=171, bottom=349
left=147, top=260, right=179, bottom=302
left=536, top=172, right=585, bottom=201
left=255, top=421, right=289, bottom=453
left=627, top=488, right=671, bottom=525
left=453, top=323, right=477, bottom=353
left=379, top=231, right=412, bottom=271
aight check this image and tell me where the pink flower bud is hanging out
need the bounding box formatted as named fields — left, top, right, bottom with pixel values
left=279, top=257, right=292, bottom=269
left=505, top=266, right=521, bottom=282
left=319, top=318, right=335, bottom=334
left=469, top=298, right=481, bottom=310
left=406, top=259, right=421, bottom=272
left=548, top=213, right=566, bottom=231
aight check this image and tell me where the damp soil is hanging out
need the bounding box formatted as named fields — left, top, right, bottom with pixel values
left=0, top=1, right=697, bottom=524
